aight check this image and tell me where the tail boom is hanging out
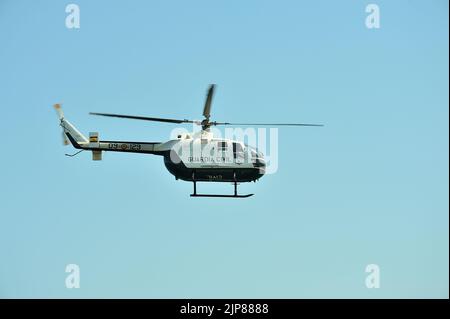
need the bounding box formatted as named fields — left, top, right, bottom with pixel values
left=54, top=104, right=164, bottom=157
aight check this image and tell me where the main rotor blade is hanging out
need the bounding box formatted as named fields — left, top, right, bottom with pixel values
left=213, top=122, right=323, bottom=127
left=89, top=112, right=196, bottom=124
left=202, top=84, right=215, bottom=120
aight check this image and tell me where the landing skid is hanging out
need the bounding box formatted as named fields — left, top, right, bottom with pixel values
left=190, top=173, right=253, bottom=198
left=190, top=193, right=254, bottom=198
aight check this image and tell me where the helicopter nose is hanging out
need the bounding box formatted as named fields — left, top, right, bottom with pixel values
left=254, top=155, right=266, bottom=175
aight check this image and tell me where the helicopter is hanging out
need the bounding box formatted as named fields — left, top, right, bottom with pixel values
left=54, top=84, right=322, bottom=198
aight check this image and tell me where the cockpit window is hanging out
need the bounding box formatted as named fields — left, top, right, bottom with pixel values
left=232, top=142, right=243, bottom=153
left=232, top=142, right=244, bottom=160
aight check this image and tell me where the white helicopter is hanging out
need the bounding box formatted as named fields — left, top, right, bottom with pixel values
left=54, top=84, right=322, bottom=198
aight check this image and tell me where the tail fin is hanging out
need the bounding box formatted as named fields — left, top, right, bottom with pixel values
left=53, top=104, right=88, bottom=148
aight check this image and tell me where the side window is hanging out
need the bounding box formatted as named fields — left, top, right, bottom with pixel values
left=232, top=143, right=243, bottom=159
left=218, top=141, right=227, bottom=152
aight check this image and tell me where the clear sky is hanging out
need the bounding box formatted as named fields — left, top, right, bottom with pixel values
left=0, top=0, right=448, bottom=298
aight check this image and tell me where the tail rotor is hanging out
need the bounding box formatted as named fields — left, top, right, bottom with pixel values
left=54, top=104, right=70, bottom=145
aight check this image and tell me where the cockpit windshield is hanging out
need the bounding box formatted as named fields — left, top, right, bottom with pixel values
left=245, top=144, right=264, bottom=158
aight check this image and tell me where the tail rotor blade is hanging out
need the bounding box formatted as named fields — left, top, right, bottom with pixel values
left=54, top=103, right=64, bottom=120
left=62, top=132, right=70, bottom=146
left=53, top=103, right=70, bottom=145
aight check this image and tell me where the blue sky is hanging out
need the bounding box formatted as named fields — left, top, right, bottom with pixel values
left=0, top=0, right=448, bottom=298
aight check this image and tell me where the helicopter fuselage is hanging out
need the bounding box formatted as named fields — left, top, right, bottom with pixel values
left=62, top=125, right=265, bottom=183
left=161, top=136, right=266, bottom=183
